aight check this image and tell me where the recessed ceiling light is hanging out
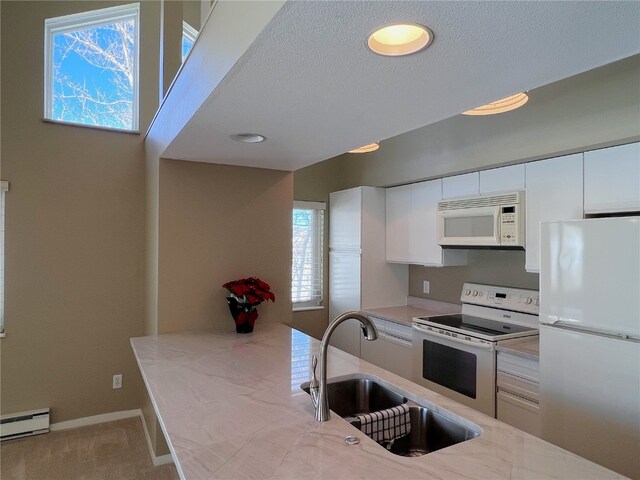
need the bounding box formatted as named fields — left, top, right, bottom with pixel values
left=367, top=23, right=433, bottom=57
left=462, top=93, right=529, bottom=116
left=348, top=143, right=380, bottom=154
left=229, top=133, right=266, bottom=143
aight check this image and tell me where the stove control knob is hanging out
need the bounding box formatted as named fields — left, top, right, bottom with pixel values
left=465, top=289, right=471, bottom=296
left=478, top=291, right=484, bottom=297
left=472, top=290, right=479, bottom=297
left=534, top=298, right=540, bottom=306
left=525, top=297, right=533, bottom=305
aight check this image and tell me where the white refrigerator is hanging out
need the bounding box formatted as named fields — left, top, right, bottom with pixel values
left=539, top=216, right=640, bottom=479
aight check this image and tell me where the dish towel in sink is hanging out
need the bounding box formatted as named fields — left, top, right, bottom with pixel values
left=355, top=403, right=411, bottom=449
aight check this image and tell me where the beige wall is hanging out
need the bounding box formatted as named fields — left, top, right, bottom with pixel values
left=161, top=1, right=183, bottom=99
left=294, top=56, right=640, bottom=307
left=0, top=1, right=160, bottom=422
left=157, top=159, right=293, bottom=333
left=410, top=251, right=539, bottom=305
left=183, top=0, right=201, bottom=30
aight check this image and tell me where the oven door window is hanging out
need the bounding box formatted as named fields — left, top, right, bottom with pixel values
left=422, top=340, right=477, bottom=399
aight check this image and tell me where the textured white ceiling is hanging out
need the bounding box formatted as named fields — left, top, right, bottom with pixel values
left=162, top=0, right=640, bottom=171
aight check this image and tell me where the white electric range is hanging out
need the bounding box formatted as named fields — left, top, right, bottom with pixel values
left=412, top=283, right=539, bottom=417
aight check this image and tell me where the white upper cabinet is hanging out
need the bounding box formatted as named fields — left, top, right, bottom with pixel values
left=386, top=180, right=467, bottom=266
left=584, top=142, right=640, bottom=214
left=480, top=164, right=525, bottom=194
left=411, top=180, right=445, bottom=265
left=525, top=153, right=584, bottom=272
left=442, top=172, right=480, bottom=198
left=385, top=184, right=411, bottom=262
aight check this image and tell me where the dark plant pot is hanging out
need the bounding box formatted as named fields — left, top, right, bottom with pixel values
left=226, top=297, right=258, bottom=333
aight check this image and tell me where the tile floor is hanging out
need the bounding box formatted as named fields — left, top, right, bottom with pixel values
left=0, top=417, right=179, bottom=480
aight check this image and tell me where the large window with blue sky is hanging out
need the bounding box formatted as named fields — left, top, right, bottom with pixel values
left=44, top=3, right=140, bottom=131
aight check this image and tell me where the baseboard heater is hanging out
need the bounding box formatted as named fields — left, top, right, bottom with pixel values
left=0, top=408, right=50, bottom=441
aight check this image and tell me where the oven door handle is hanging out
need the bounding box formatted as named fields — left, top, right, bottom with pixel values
left=413, top=323, right=494, bottom=350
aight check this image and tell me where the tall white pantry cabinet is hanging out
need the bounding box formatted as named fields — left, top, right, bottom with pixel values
left=328, top=187, right=408, bottom=356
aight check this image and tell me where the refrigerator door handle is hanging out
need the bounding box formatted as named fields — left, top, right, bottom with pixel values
left=541, top=321, right=640, bottom=343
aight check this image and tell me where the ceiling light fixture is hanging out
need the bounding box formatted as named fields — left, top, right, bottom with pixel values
left=348, top=143, right=380, bottom=154
left=367, top=23, right=433, bottom=57
left=462, top=93, right=529, bottom=116
left=229, top=133, right=266, bottom=143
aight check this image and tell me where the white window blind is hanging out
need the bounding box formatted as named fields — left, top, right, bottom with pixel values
left=292, top=201, right=325, bottom=308
left=0, top=181, right=8, bottom=336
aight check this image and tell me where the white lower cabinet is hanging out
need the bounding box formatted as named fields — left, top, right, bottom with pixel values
left=360, top=317, right=386, bottom=367
left=383, top=333, right=413, bottom=379
left=525, top=153, right=583, bottom=272
left=361, top=316, right=413, bottom=381
left=330, top=319, right=363, bottom=357
left=496, top=351, right=540, bottom=437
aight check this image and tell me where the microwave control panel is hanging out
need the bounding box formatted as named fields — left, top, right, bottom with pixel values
left=499, top=205, right=520, bottom=245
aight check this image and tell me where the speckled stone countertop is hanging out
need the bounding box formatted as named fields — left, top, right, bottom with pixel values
left=131, top=323, right=623, bottom=480
left=363, top=297, right=461, bottom=327
left=497, top=336, right=540, bottom=361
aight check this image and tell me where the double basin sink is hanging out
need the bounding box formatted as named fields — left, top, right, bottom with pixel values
left=302, top=375, right=480, bottom=457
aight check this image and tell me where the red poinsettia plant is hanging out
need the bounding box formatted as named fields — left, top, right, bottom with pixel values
left=223, top=277, right=275, bottom=333
left=223, top=277, right=276, bottom=308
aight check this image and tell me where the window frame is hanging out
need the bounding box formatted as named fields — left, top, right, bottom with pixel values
left=182, top=21, right=198, bottom=62
left=43, top=3, right=141, bottom=132
left=292, top=200, right=325, bottom=311
left=0, top=181, right=8, bottom=338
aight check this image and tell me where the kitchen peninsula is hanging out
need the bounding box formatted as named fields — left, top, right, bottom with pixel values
left=131, top=323, right=623, bottom=480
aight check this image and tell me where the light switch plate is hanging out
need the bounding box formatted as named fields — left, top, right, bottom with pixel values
left=423, top=280, right=430, bottom=294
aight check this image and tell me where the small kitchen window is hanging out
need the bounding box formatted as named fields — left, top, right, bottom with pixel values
left=44, top=3, right=140, bottom=132
left=292, top=201, right=325, bottom=310
left=182, top=21, right=198, bottom=62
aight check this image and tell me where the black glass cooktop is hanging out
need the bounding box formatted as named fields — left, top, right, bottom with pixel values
left=417, top=314, right=535, bottom=337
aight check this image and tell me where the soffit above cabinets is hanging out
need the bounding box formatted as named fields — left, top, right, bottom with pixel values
left=159, top=0, right=640, bottom=172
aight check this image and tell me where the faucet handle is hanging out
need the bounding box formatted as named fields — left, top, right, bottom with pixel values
left=310, top=354, right=319, bottom=387
left=309, top=354, right=319, bottom=409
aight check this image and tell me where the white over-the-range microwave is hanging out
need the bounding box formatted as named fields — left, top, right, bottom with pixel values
left=437, top=191, right=525, bottom=248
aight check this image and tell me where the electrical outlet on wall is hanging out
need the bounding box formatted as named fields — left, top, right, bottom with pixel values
left=423, top=280, right=430, bottom=294
left=113, top=374, right=123, bottom=389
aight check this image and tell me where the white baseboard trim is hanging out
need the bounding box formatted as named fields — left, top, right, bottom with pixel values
left=50, top=409, right=174, bottom=467
left=139, top=411, right=174, bottom=466
left=50, top=409, right=141, bottom=431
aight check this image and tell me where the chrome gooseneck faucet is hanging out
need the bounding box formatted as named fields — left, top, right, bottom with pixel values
left=309, top=311, right=378, bottom=421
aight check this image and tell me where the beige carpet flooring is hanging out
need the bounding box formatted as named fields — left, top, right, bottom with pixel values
left=0, top=417, right=180, bottom=480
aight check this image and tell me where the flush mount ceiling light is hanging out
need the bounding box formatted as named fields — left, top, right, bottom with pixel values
left=462, top=93, right=529, bottom=116
left=229, top=133, right=266, bottom=143
left=348, top=142, right=380, bottom=154
left=367, top=23, right=433, bottom=57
